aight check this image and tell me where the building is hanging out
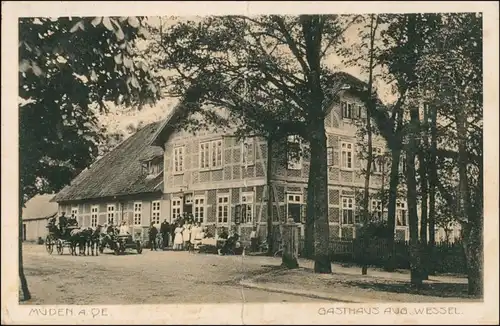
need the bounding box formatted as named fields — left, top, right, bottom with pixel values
left=21, top=194, right=58, bottom=242
left=54, top=71, right=453, bottom=246
left=148, top=72, right=412, bottom=245
left=51, top=122, right=165, bottom=243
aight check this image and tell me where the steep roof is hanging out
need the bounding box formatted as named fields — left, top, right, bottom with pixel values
left=52, top=121, right=164, bottom=203
left=22, top=194, right=58, bottom=220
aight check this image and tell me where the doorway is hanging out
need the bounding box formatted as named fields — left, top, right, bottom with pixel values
left=22, top=223, right=27, bottom=241
left=183, top=193, right=193, bottom=215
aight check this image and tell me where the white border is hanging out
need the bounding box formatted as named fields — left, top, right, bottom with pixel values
left=2, top=1, right=498, bottom=325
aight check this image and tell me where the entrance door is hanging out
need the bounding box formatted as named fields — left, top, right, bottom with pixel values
left=288, top=203, right=301, bottom=223
left=183, top=193, right=193, bottom=215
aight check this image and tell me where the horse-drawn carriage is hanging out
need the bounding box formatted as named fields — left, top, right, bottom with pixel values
left=99, top=228, right=143, bottom=255
left=45, top=219, right=79, bottom=255
left=45, top=218, right=101, bottom=256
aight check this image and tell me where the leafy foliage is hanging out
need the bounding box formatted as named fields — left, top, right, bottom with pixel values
left=149, top=15, right=361, bottom=141
left=19, top=17, right=160, bottom=204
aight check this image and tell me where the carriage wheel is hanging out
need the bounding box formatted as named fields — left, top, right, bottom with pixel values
left=56, top=240, right=64, bottom=255
left=45, top=235, right=54, bottom=255
left=136, top=241, right=142, bottom=254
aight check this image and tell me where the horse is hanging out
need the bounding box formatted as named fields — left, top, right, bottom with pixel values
left=69, top=227, right=92, bottom=256
left=85, top=225, right=104, bottom=256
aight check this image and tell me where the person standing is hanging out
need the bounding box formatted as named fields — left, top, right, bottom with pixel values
left=250, top=226, right=258, bottom=252
left=148, top=222, right=158, bottom=251
left=182, top=222, right=192, bottom=251
left=173, top=223, right=184, bottom=250
left=191, top=222, right=203, bottom=250
left=58, top=211, right=68, bottom=235
left=160, top=219, right=170, bottom=250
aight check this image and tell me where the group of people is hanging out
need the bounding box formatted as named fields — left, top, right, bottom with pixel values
left=103, top=220, right=132, bottom=237
left=52, top=212, right=79, bottom=236
left=148, top=213, right=211, bottom=251
left=55, top=209, right=260, bottom=255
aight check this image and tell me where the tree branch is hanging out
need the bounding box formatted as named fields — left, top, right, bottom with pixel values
left=320, top=15, right=362, bottom=58
left=271, top=15, right=311, bottom=74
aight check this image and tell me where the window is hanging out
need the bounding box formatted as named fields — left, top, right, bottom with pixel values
left=341, top=101, right=353, bottom=119
left=396, top=201, right=407, bottom=226
left=399, top=154, right=407, bottom=174
left=240, top=192, right=254, bottom=224
left=199, top=142, right=210, bottom=169
left=193, top=197, right=205, bottom=224
left=107, top=204, right=115, bottom=225
left=287, top=135, right=302, bottom=170
left=145, top=158, right=163, bottom=176
left=133, top=202, right=142, bottom=225
left=241, top=137, right=255, bottom=166
left=152, top=201, right=161, bottom=225
left=199, top=139, right=223, bottom=170
left=173, top=146, right=185, bottom=174
left=327, top=147, right=334, bottom=166
left=71, top=206, right=78, bottom=221
left=171, top=197, right=182, bottom=220
left=341, top=142, right=353, bottom=169
left=371, top=200, right=382, bottom=221
left=286, top=193, right=303, bottom=223
left=91, top=206, right=99, bottom=227
left=342, top=197, right=354, bottom=224
left=217, top=195, right=230, bottom=224
left=372, top=147, right=384, bottom=173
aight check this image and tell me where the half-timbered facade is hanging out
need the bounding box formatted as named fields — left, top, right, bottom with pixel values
left=149, top=72, right=412, bottom=245
left=53, top=72, right=421, bottom=246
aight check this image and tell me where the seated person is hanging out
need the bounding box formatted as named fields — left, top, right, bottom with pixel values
left=218, top=227, right=229, bottom=240
left=219, top=233, right=240, bottom=255
left=118, top=221, right=130, bottom=236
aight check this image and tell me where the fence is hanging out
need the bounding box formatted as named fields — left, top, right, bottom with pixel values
left=298, top=238, right=467, bottom=274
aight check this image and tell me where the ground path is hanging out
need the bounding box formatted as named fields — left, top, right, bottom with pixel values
left=22, top=244, right=331, bottom=304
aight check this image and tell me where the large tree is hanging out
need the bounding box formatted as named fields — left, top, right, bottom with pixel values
left=152, top=15, right=360, bottom=272
left=19, top=16, right=159, bottom=300
left=419, top=13, right=483, bottom=296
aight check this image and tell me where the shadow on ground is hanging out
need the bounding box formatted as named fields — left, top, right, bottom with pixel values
left=340, top=279, right=475, bottom=299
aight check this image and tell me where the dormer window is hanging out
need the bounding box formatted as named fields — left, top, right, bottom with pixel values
left=143, top=156, right=163, bottom=177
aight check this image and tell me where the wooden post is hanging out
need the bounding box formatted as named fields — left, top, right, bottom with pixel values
left=281, top=218, right=299, bottom=269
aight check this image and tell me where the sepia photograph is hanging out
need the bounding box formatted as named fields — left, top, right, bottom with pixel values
left=2, top=1, right=498, bottom=325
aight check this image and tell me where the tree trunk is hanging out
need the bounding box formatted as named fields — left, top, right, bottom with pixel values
left=266, top=137, right=274, bottom=256
left=308, top=119, right=331, bottom=274
left=360, top=13, right=377, bottom=276
left=427, top=103, right=438, bottom=275
left=407, top=108, right=423, bottom=287
left=304, top=173, right=315, bottom=259
left=385, top=148, right=401, bottom=271
left=19, top=214, right=31, bottom=301
left=418, top=104, right=429, bottom=280
left=462, top=221, right=483, bottom=296
left=456, top=103, right=483, bottom=297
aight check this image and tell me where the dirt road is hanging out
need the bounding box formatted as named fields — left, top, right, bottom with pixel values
left=22, top=244, right=330, bottom=304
